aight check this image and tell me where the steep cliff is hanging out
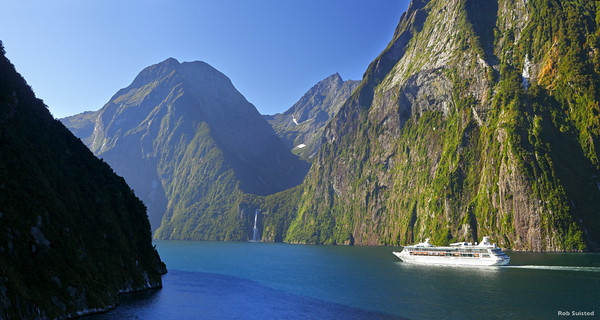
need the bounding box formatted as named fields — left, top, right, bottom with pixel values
left=0, top=42, right=165, bottom=319
left=285, top=0, right=600, bottom=251
left=62, top=59, right=309, bottom=240
left=265, top=74, right=359, bottom=160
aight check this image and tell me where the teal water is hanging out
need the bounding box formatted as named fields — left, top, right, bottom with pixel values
left=86, top=241, right=600, bottom=319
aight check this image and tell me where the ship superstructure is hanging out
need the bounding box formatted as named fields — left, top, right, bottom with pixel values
left=393, top=237, right=510, bottom=266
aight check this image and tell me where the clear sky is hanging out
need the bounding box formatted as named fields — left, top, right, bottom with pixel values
left=1, top=0, right=410, bottom=119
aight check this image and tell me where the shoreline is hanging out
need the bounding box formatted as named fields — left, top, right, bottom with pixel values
left=70, top=279, right=165, bottom=319
left=153, top=238, right=600, bottom=253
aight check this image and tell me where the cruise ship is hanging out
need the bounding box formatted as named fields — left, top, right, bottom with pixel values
left=393, top=236, right=510, bottom=266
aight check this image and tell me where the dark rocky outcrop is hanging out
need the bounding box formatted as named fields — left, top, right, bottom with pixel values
left=0, top=41, right=165, bottom=319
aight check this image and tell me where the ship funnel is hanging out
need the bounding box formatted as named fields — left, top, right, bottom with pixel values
left=479, top=236, right=491, bottom=246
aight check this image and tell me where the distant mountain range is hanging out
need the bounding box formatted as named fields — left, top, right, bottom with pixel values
left=61, top=58, right=310, bottom=239
left=61, top=0, right=600, bottom=252
left=265, top=73, right=359, bottom=160
left=0, top=41, right=165, bottom=318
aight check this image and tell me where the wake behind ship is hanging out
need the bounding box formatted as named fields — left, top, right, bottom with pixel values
left=394, top=237, right=510, bottom=266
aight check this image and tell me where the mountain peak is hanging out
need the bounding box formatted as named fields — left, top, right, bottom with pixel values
left=62, top=58, right=309, bottom=234
left=129, top=57, right=181, bottom=89
left=150, top=57, right=181, bottom=71
left=266, top=73, right=359, bottom=161
left=282, top=73, right=358, bottom=122
left=324, top=72, right=343, bottom=84
left=162, top=57, right=180, bottom=65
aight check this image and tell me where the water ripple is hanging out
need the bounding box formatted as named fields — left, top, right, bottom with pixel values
left=503, top=265, right=600, bottom=272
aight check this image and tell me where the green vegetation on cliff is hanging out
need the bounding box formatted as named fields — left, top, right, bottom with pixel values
left=283, top=0, right=600, bottom=251
left=0, top=41, right=165, bottom=319
left=261, top=186, right=304, bottom=242
left=56, top=1, right=600, bottom=250
left=62, top=59, right=309, bottom=241
left=154, top=122, right=248, bottom=241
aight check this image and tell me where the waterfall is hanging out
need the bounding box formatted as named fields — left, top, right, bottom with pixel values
left=252, top=209, right=259, bottom=242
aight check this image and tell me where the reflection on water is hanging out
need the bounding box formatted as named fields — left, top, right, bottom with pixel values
left=394, top=261, right=504, bottom=282
left=396, top=261, right=503, bottom=272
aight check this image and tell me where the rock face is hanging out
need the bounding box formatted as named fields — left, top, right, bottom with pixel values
left=264, top=74, right=359, bottom=160
left=61, top=58, right=309, bottom=239
left=0, top=42, right=165, bottom=319
left=285, top=0, right=600, bottom=251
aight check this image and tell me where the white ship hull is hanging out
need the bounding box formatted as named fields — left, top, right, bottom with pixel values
left=394, top=236, right=510, bottom=266
left=393, top=250, right=509, bottom=266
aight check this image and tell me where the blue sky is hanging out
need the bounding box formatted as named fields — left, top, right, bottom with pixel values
left=1, top=0, right=410, bottom=118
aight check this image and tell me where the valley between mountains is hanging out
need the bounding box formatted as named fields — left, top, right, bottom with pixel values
left=7, top=1, right=600, bottom=318
left=62, top=0, right=600, bottom=252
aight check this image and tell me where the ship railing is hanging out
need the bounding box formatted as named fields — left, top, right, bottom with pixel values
left=407, top=248, right=490, bottom=254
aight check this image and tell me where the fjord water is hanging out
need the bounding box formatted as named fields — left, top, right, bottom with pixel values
left=87, top=241, right=600, bottom=320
